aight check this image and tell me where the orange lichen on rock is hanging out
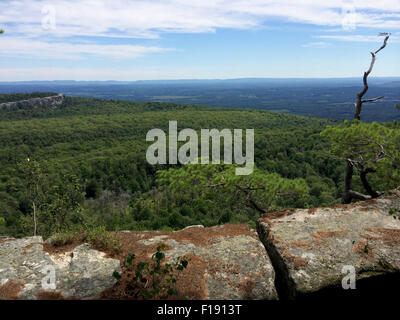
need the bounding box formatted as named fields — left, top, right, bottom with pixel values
left=286, top=241, right=314, bottom=249
left=307, top=208, right=319, bottom=214
left=260, top=209, right=295, bottom=222
left=363, top=228, right=400, bottom=246
left=313, top=229, right=349, bottom=239
left=283, top=252, right=308, bottom=270
left=352, top=239, right=377, bottom=265
left=0, top=281, right=24, bottom=300
left=310, top=229, right=349, bottom=246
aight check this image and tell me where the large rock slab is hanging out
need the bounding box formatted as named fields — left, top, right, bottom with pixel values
left=0, top=237, right=121, bottom=300
left=257, top=191, right=400, bottom=299
left=112, top=224, right=278, bottom=300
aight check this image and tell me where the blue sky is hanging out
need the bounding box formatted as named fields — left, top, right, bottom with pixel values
left=0, top=0, right=399, bottom=81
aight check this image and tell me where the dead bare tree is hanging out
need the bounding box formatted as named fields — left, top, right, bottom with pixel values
left=342, top=33, right=390, bottom=204
left=354, top=33, right=390, bottom=120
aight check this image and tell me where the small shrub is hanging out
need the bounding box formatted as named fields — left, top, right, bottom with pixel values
left=48, top=226, right=122, bottom=254
left=47, top=229, right=82, bottom=246
left=85, top=226, right=122, bottom=254
left=112, top=244, right=189, bottom=299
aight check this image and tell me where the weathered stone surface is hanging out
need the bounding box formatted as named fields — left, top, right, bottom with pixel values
left=4, top=192, right=400, bottom=300
left=116, top=224, right=278, bottom=300
left=0, top=237, right=121, bottom=300
left=0, top=94, right=64, bottom=110
left=257, top=191, right=400, bottom=299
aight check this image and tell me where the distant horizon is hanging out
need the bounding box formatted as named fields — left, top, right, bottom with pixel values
left=1, top=74, right=398, bottom=123
left=1, top=76, right=400, bottom=84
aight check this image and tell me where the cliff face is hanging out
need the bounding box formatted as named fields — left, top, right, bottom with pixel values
left=1, top=190, right=399, bottom=300
left=0, top=94, right=64, bottom=110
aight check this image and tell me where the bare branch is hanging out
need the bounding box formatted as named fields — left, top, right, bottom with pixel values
left=205, top=181, right=268, bottom=213
left=348, top=190, right=371, bottom=201
left=206, top=183, right=225, bottom=188
left=235, top=185, right=268, bottom=214
left=366, top=52, right=376, bottom=75
left=362, top=96, right=384, bottom=103
left=374, top=34, right=390, bottom=55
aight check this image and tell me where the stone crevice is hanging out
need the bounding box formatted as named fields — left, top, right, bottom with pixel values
left=256, top=221, right=296, bottom=300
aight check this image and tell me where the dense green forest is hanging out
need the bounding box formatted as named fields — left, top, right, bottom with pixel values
left=0, top=93, right=398, bottom=238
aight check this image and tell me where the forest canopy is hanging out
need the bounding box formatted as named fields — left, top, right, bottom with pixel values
left=0, top=94, right=398, bottom=238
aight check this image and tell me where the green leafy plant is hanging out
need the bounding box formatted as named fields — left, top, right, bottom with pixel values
left=113, top=244, right=189, bottom=299
left=389, top=208, right=400, bottom=220
left=83, top=226, right=122, bottom=254
left=17, top=159, right=86, bottom=238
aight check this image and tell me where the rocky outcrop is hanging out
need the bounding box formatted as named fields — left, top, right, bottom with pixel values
left=1, top=191, right=400, bottom=300
left=0, top=94, right=64, bottom=110
left=0, top=237, right=121, bottom=300
left=111, top=224, right=278, bottom=300
left=257, top=190, right=400, bottom=300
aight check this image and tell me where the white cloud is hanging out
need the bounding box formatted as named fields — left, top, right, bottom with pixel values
left=0, top=1, right=399, bottom=64
left=1, top=0, right=400, bottom=40
left=0, top=37, right=170, bottom=59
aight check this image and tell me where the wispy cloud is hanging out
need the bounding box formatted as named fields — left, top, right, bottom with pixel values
left=316, top=34, right=400, bottom=43
left=0, top=67, right=179, bottom=81
left=0, top=38, right=170, bottom=60
left=1, top=0, right=399, bottom=60
left=0, top=1, right=399, bottom=79
left=1, top=0, right=400, bottom=39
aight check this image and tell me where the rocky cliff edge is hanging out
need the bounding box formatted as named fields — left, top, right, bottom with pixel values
left=1, top=189, right=399, bottom=300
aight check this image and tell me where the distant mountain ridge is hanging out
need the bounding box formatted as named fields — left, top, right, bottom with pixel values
left=1, top=77, right=400, bottom=86
left=1, top=79, right=398, bottom=121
